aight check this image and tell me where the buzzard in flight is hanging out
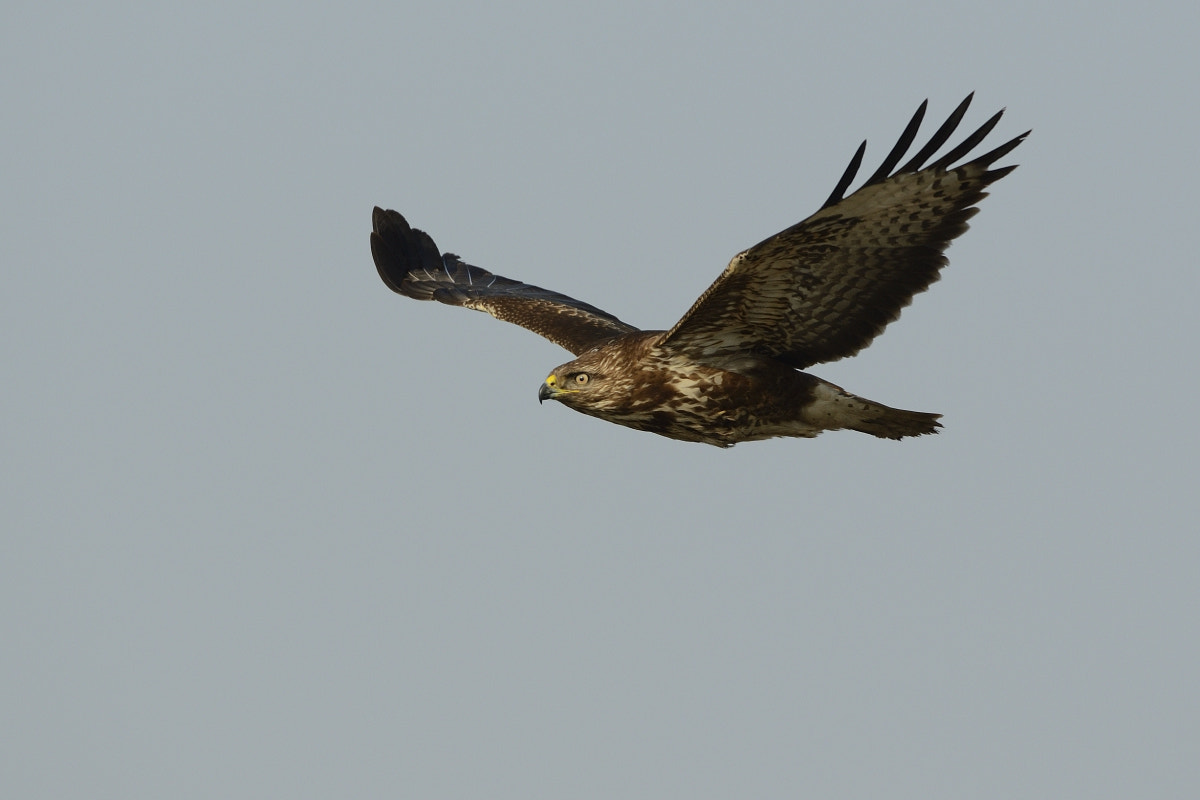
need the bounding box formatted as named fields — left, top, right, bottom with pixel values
left=371, top=95, right=1026, bottom=446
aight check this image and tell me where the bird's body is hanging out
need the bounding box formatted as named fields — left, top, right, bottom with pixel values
left=371, top=95, right=1027, bottom=446
left=535, top=331, right=938, bottom=445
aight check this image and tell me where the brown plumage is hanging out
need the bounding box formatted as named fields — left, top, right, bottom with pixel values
left=371, top=95, right=1027, bottom=446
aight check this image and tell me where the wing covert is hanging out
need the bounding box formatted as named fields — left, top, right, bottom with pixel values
left=371, top=208, right=638, bottom=355
left=660, top=95, right=1028, bottom=368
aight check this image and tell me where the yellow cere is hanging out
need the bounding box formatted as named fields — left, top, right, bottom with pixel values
left=545, top=374, right=557, bottom=387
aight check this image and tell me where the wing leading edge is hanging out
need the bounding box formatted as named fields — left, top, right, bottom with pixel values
left=660, top=94, right=1029, bottom=368
left=371, top=207, right=638, bottom=355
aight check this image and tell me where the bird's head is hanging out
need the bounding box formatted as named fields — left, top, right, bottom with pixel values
left=538, top=365, right=602, bottom=408
left=538, top=334, right=662, bottom=417
left=537, top=350, right=624, bottom=413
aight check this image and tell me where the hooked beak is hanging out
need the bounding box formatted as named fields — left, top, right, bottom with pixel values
left=538, top=380, right=556, bottom=404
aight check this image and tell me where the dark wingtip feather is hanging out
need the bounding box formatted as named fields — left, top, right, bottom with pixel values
left=370, top=207, right=446, bottom=298
left=371, top=206, right=391, bottom=231
left=821, top=95, right=1027, bottom=209
left=822, top=140, right=867, bottom=210
left=902, top=94, right=974, bottom=172
left=861, top=99, right=928, bottom=188
left=973, top=129, right=1031, bottom=171
left=930, top=107, right=1004, bottom=170
left=896, top=93, right=975, bottom=173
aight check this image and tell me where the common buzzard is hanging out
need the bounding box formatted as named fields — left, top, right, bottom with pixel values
left=371, top=95, right=1026, bottom=446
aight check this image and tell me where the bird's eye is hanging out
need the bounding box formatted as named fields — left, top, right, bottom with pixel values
left=574, top=373, right=589, bottom=386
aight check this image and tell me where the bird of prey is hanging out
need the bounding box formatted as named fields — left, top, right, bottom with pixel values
left=371, top=95, right=1026, bottom=446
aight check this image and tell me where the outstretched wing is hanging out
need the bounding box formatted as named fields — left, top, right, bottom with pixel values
left=660, top=94, right=1028, bottom=369
left=371, top=207, right=638, bottom=355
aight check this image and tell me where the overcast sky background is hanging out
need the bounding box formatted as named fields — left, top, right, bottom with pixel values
left=3, top=2, right=1198, bottom=798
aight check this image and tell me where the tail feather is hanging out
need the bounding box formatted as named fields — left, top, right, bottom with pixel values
left=805, top=381, right=941, bottom=440
left=845, top=401, right=942, bottom=440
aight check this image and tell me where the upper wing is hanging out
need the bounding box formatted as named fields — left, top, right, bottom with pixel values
left=371, top=207, right=638, bottom=355
left=659, top=94, right=1029, bottom=368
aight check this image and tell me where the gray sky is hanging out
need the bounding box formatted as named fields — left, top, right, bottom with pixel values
left=3, top=2, right=1198, bottom=798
